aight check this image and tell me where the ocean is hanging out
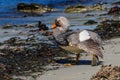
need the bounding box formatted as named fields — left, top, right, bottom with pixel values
left=0, top=0, right=71, bottom=13
left=0, top=0, right=78, bottom=26
left=0, top=0, right=117, bottom=26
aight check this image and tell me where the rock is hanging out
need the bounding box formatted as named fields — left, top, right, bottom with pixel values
left=37, top=21, right=49, bottom=31
left=2, top=24, right=36, bottom=29
left=2, top=24, right=13, bottom=29
left=94, top=20, right=120, bottom=39
left=85, top=14, right=95, bottom=17
left=17, top=3, right=55, bottom=14
left=64, top=4, right=106, bottom=13
left=84, top=20, right=97, bottom=25
left=64, top=5, right=88, bottom=13
left=108, top=6, right=120, bottom=15
left=88, top=4, right=106, bottom=11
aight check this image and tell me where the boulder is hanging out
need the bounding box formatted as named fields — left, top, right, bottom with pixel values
left=64, top=4, right=106, bottom=13
left=17, top=3, right=55, bottom=13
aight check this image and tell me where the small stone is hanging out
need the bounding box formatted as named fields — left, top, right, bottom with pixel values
left=2, top=24, right=13, bottom=29
left=84, top=20, right=97, bottom=25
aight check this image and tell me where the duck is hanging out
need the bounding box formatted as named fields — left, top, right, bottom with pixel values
left=51, top=16, right=103, bottom=66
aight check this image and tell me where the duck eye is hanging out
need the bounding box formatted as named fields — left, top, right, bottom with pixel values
left=55, top=20, right=61, bottom=27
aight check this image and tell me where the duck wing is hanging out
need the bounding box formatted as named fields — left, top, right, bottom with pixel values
left=67, top=30, right=103, bottom=58
left=78, top=39, right=103, bottom=58
left=54, top=30, right=75, bottom=46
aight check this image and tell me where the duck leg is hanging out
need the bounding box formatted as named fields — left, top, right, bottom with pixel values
left=75, top=53, right=80, bottom=64
left=91, top=54, right=99, bottom=66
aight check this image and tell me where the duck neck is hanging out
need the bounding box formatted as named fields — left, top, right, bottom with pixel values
left=53, top=27, right=68, bottom=37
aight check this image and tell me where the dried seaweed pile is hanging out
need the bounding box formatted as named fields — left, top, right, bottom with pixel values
left=91, top=65, right=120, bottom=80
left=94, top=20, right=120, bottom=39
left=108, top=6, right=120, bottom=15
left=0, top=36, right=66, bottom=80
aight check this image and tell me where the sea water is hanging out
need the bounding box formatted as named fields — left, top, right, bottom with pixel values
left=0, top=0, right=116, bottom=26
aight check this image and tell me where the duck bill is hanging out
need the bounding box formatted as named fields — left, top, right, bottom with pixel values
left=51, top=23, right=57, bottom=29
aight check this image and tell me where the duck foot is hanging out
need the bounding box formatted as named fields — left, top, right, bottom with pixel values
left=91, top=54, right=99, bottom=66
left=75, top=53, right=80, bottom=65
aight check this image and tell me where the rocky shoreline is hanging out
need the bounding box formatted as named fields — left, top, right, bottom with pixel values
left=0, top=33, right=71, bottom=80
left=0, top=0, right=120, bottom=80
left=0, top=19, right=120, bottom=80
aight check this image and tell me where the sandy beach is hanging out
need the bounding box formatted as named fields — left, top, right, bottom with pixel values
left=37, top=38, right=120, bottom=80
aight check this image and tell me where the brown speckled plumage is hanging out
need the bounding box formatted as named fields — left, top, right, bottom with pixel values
left=52, top=16, right=103, bottom=65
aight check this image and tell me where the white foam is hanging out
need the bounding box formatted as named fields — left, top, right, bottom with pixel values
left=79, top=30, right=90, bottom=42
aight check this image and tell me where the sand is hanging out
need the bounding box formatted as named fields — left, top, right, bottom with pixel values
left=37, top=38, right=120, bottom=80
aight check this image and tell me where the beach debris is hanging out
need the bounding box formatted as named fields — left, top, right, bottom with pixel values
left=0, top=35, right=72, bottom=79
left=94, top=20, right=120, bottom=39
left=91, top=65, right=120, bottom=80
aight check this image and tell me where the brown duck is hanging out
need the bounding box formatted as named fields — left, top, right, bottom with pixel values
left=51, top=16, right=103, bottom=66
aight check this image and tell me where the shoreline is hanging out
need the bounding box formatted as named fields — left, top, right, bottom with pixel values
left=36, top=37, right=120, bottom=80
left=11, top=37, right=120, bottom=80
left=0, top=0, right=120, bottom=80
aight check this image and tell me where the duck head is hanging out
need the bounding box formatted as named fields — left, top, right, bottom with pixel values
left=51, top=16, right=70, bottom=46
left=51, top=16, right=70, bottom=32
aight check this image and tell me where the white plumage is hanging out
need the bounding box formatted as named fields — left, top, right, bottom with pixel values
left=57, top=16, right=70, bottom=30
left=79, top=30, right=90, bottom=42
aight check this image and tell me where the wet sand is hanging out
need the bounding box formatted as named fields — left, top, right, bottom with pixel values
left=37, top=38, right=120, bottom=80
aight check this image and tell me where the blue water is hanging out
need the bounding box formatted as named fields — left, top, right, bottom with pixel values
left=0, top=0, right=117, bottom=12
left=0, top=0, right=79, bottom=26
left=0, top=0, right=117, bottom=26
left=0, top=0, right=67, bottom=7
